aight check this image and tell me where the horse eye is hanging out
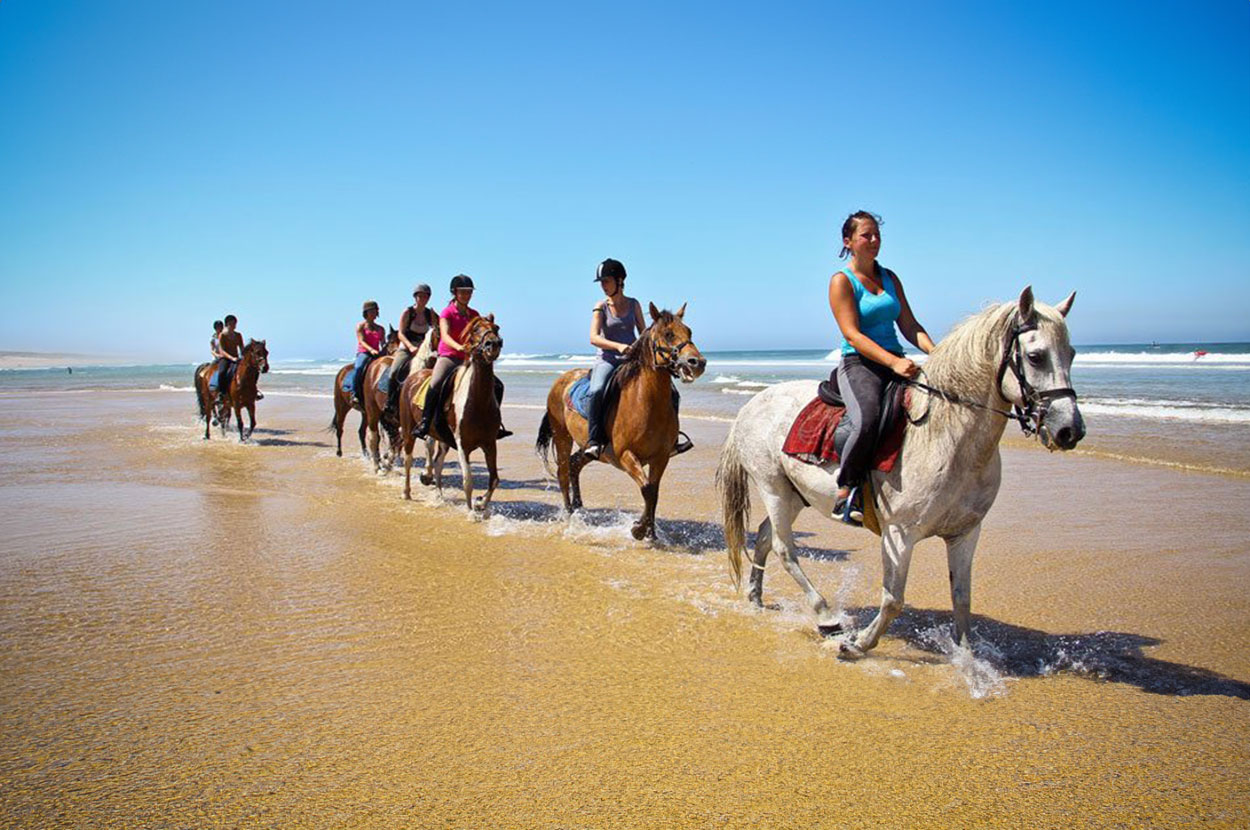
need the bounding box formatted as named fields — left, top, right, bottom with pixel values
left=1027, top=351, right=1046, bottom=366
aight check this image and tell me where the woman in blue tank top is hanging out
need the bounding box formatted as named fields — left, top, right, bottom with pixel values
left=828, top=210, right=935, bottom=524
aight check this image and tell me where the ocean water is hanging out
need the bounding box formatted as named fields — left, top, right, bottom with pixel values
left=5, top=343, right=1249, bottom=470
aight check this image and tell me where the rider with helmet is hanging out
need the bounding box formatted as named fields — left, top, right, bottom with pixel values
left=412, top=274, right=512, bottom=441
left=348, top=300, right=385, bottom=407
left=829, top=210, right=934, bottom=524
left=388, top=282, right=437, bottom=411
left=582, top=258, right=692, bottom=462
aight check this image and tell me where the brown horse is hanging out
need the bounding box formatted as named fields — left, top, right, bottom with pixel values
left=536, top=303, right=705, bottom=540
left=399, top=316, right=503, bottom=517
left=331, top=328, right=399, bottom=457
left=195, top=339, right=270, bottom=441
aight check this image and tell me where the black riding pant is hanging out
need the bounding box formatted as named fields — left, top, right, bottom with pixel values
left=835, top=353, right=898, bottom=489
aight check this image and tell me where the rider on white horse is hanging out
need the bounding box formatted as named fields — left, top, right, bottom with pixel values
left=828, top=210, right=935, bottom=524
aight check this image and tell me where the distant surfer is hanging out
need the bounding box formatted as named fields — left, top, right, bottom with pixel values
left=1194, top=349, right=1208, bottom=360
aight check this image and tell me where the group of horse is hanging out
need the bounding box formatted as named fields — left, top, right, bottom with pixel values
left=194, top=288, right=1086, bottom=659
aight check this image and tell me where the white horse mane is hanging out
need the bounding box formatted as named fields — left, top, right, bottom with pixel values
left=413, top=325, right=438, bottom=367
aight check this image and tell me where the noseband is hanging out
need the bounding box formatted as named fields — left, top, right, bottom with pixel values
left=906, top=313, right=1077, bottom=439
left=650, top=330, right=693, bottom=378
left=993, top=314, right=1078, bottom=438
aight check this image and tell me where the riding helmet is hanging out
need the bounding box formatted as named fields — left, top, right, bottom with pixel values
left=449, top=274, right=475, bottom=292
left=412, top=283, right=432, bottom=297
left=594, top=258, right=627, bottom=283
left=362, top=299, right=379, bottom=315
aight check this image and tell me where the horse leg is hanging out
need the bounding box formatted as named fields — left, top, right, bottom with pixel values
left=945, top=524, right=981, bottom=648
left=747, top=517, right=773, bottom=607
left=845, top=524, right=916, bottom=658
left=357, top=414, right=367, bottom=458
left=568, top=450, right=587, bottom=512
left=247, top=403, right=256, bottom=440
left=552, top=429, right=575, bottom=512
left=368, top=417, right=382, bottom=473
left=203, top=389, right=212, bottom=440
left=477, top=441, right=500, bottom=517
left=235, top=400, right=245, bottom=442
left=334, top=395, right=346, bottom=457
left=431, top=442, right=449, bottom=495
left=458, top=446, right=476, bottom=517
left=618, top=449, right=665, bottom=541
left=762, top=489, right=842, bottom=635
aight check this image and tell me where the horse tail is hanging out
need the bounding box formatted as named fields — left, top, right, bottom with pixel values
left=535, top=412, right=555, bottom=476
left=716, top=421, right=751, bottom=592
left=194, top=366, right=207, bottom=419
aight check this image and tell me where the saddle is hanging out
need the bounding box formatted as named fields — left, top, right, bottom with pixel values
left=782, top=377, right=909, bottom=472
left=564, top=367, right=622, bottom=421
left=212, top=361, right=236, bottom=395
left=412, top=366, right=470, bottom=450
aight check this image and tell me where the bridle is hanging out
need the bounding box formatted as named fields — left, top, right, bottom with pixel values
left=907, top=313, right=1077, bottom=439
left=648, top=327, right=694, bottom=379
left=467, top=322, right=502, bottom=362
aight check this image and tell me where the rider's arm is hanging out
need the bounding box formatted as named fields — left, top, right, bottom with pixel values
left=633, top=299, right=646, bottom=336
left=396, top=309, right=417, bottom=352
left=589, top=303, right=627, bottom=353
left=829, top=272, right=917, bottom=377
left=891, top=272, right=936, bottom=355
left=226, top=337, right=241, bottom=361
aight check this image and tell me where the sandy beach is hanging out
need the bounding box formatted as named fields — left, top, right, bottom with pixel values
left=1, top=389, right=1248, bottom=827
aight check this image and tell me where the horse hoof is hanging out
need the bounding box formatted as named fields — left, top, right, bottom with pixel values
left=837, top=639, right=865, bottom=660
left=748, top=591, right=763, bottom=608
left=817, top=622, right=844, bottom=638
left=630, top=523, right=647, bottom=541
left=419, top=474, right=433, bottom=486
left=335, top=450, right=342, bottom=458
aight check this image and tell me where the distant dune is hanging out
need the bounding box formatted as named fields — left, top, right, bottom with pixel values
left=0, top=351, right=127, bottom=370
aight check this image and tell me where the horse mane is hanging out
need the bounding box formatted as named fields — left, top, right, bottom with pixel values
left=414, top=325, right=437, bottom=366
left=920, top=298, right=1070, bottom=423
left=614, top=309, right=675, bottom=386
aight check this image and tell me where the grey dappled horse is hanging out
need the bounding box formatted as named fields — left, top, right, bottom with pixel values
left=717, top=287, right=1084, bottom=658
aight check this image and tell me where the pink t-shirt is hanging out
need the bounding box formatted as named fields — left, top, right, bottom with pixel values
left=437, top=302, right=480, bottom=359
left=358, top=324, right=384, bottom=354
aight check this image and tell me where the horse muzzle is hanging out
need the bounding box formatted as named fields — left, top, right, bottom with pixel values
left=1039, top=399, right=1085, bottom=451
left=676, top=353, right=707, bottom=383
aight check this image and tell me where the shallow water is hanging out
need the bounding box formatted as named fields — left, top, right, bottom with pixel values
left=1, top=392, right=1248, bottom=826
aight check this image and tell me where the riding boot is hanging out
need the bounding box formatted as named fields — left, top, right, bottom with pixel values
left=387, top=375, right=400, bottom=413
left=583, top=390, right=608, bottom=461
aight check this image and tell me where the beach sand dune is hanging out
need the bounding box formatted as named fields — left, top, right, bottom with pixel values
left=1, top=392, right=1247, bottom=827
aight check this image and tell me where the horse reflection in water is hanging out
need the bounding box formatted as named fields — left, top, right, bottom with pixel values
left=719, top=287, right=1084, bottom=657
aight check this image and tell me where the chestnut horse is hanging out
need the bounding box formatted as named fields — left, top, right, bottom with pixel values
left=194, top=339, right=270, bottom=441
left=536, top=303, right=705, bottom=541
left=331, top=327, right=399, bottom=457
left=399, top=315, right=503, bottom=517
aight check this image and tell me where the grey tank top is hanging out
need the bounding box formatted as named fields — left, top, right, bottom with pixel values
left=598, top=299, right=638, bottom=365
left=403, top=306, right=434, bottom=342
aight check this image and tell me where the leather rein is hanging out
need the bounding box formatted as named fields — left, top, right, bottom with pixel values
left=905, top=313, right=1077, bottom=438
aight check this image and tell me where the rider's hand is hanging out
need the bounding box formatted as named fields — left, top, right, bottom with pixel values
left=617, top=342, right=631, bottom=355
left=893, top=356, right=919, bottom=379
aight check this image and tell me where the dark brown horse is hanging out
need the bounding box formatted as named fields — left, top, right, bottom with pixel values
left=331, top=327, right=399, bottom=458
left=195, top=339, right=270, bottom=441
left=536, top=304, right=705, bottom=540
left=399, top=316, right=503, bottom=517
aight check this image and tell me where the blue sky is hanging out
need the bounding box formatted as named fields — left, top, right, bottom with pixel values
left=1, top=0, right=1247, bottom=360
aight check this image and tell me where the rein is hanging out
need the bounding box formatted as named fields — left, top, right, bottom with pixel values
left=905, top=312, right=1077, bottom=438
left=649, top=330, right=692, bottom=378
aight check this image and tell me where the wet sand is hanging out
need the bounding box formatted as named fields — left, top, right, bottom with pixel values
left=1, top=391, right=1248, bottom=827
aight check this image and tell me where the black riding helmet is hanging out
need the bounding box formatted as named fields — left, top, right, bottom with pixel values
left=450, top=274, right=475, bottom=292
left=594, top=259, right=626, bottom=282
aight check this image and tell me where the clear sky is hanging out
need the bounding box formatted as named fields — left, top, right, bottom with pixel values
left=1, top=0, right=1247, bottom=361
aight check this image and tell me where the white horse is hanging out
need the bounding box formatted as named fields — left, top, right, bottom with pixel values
left=717, top=287, right=1084, bottom=657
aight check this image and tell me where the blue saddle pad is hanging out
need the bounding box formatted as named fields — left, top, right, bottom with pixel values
left=567, top=375, right=593, bottom=419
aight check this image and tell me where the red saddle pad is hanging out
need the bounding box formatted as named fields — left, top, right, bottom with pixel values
left=782, top=393, right=907, bottom=473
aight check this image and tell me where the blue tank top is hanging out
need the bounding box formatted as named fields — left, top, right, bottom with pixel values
left=839, top=265, right=905, bottom=357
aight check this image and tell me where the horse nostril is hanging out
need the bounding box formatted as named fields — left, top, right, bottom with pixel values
left=1055, top=426, right=1073, bottom=448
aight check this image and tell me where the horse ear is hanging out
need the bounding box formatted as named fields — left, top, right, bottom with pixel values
left=1017, top=285, right=1036, bottom=324
left=1055, top=291, right=1076, bottom=318
left=676, top=302, right=687, bottom=319
left=649, top=302, right=661, bottom=322
left=486, top=313, right=495, bottom=323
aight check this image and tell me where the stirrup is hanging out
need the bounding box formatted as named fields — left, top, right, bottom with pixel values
left=671, top=431, right=694, bottom=456
left=497, top=426, right=513, bottom=440
left=256, top=392, right=264, bottom=400
left=582, top=442, right=604, bottom=461
left=832, top=487, right=864, bottom=526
